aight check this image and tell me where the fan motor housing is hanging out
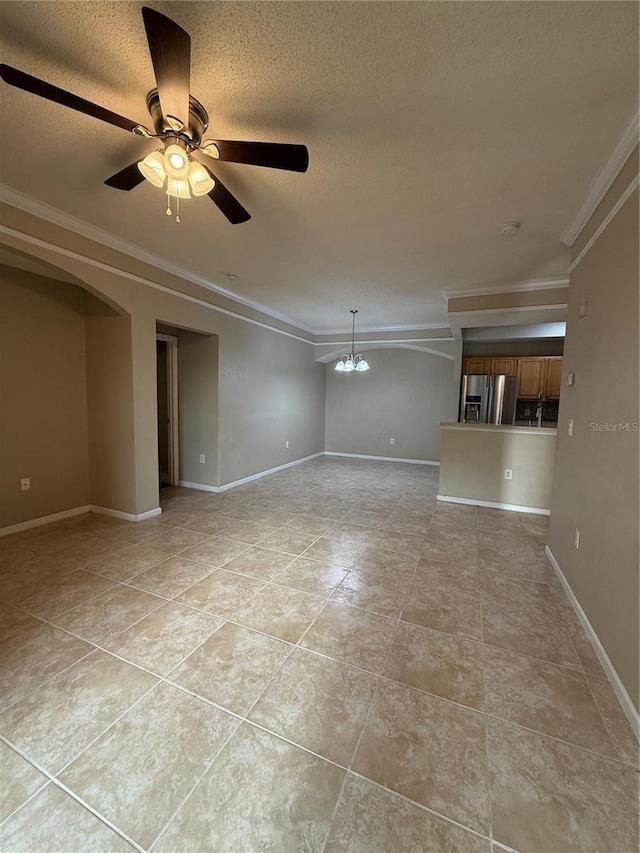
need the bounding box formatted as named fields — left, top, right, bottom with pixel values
left=146, top=89, right=209, bottom=145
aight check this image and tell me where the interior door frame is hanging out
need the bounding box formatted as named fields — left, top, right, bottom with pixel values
left=156, top=333, right=179, bottom=486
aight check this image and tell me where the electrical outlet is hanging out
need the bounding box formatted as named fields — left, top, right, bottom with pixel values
left=199, top=454, right=206, bottom=464
left=390, top=437, right=395, bottom=445
left=20, top=477, right=30, bottom=491
left=504, top=469, right=513, bottom=480
left=568, top=419, right=573, bottom=437
left=285, top=440, right=290, bottom=449
left=575, top=529, right=580, bottom=549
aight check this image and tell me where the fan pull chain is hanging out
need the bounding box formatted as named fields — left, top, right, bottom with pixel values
left=164, top=195, right=181, bottom=223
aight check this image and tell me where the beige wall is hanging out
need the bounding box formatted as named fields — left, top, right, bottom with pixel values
left=219, top=320, right=326, bottom=485
left=448, top=286, right=569, bottom=314
left=439, top=425, right=557, bottom=510
left=85, top=310, right=137, bottom=514
left=548, top=178, right=639, bottom=708
left=0, top=268, right=91, bottom=526
left=325, top=348, right=458, bottom=461
left=177, top=330, right=219, bottom=487
left=0, top=208, right=327, bottom=525
left=571, top=143, right=639, bottom=258
left=463, top=339, right=564, bottom=358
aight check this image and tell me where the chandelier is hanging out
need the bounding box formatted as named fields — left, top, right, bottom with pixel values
left=334, top=310, right=370, bottom=373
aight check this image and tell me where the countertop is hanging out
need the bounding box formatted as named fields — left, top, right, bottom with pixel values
left=440, top=422, right=558, bottom=436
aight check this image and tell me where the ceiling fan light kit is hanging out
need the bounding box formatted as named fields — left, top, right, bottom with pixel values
left=0, top=6, right=309, bottom=225
left=335, top=310, right=370, bottom=374
left=138, top=151, right=166, bottom=187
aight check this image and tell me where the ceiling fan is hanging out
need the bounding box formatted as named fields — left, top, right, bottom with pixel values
left=0, top=6, right=309, bottom=224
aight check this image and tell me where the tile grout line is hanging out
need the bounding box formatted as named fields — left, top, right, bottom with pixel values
left=6, top=467, right=633, bottom=852
left=0, top=645, right=98, bottom=716
left=148, top=580, right=339, bottom=850
left=0, top=734, right=146, bottom=852
left=145, top=716, right=244, bottom=852
left=477, top=551, right=496, bottom=845
left=348, top=768, right=498, bottom=849
left=142, top=539, right=362, bottom=847
left=28, top=605, right=640, bottom=776
left=318, top=557, right=418, bottom=851
left=7, top=577, right=635, bottom=770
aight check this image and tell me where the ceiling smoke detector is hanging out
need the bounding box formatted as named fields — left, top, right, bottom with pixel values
left=500, top=221, right=521, bottom=235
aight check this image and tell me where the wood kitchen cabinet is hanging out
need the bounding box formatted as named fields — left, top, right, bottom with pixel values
left=463, top=358, right=490, bottom=374
left=517, top=358, right=547, bottom=398
left=462, top=357, right=515, bottom=375
left=517, top=357, right=564, bottom=399
left=489, top=357, right=516, bottom=375
left=462, top=355, right=564, bottom=400
left=545, top=357, right=563, bottom=399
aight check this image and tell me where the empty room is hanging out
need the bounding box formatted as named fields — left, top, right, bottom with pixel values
left=0, top=2, right=638, bottom=852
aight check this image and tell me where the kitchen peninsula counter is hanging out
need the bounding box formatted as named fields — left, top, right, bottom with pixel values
left=438, top=422, right=558, bottom=514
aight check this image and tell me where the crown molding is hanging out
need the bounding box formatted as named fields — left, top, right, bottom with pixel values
left=316, top=337, right=454, bottom=346
left=0, top=224, right=315, bottom=346
left=449, top=303, right=568, bottom=316
left=444, top=278, right=569, bottom=301
left=0, top=184, right=315, bottom=336
left=317, top=343, right=455, bottom=363
left=568, top=173, right=639, bottom=274
left=315, top=322, right=451, bottom=335
left=562, top=110, right=639, bottom=247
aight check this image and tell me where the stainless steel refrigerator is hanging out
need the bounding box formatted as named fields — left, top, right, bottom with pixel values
left=459, top=374, right=518, bottom=425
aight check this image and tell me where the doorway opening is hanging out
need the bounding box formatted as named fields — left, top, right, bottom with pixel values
left=156, top=334, right=179, bottom=487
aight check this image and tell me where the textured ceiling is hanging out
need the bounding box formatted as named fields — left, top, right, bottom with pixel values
left=0, top=1, right=637, bottom=330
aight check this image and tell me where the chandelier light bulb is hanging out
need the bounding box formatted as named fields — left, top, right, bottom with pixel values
left=163, top=143, right=190, bottom=180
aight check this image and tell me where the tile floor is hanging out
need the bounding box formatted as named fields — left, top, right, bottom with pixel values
left=0, top=457, right=638, bottom=852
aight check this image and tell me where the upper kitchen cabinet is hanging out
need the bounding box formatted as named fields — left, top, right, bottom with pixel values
left=464, top=358, right=491, bottom=374
left=461, top=355, right=563, bottom=399
left=517, top=357, right=564, bottom=399
left=545, top=357, right=563, bottom=400
left=489, top=357, right=517, bottom=376
left=462, top=357, right=516, bottom=375
left=517, top=358, right=547, bottom=398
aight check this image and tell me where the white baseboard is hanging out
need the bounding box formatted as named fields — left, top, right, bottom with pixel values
left=324, top=452, right=440, bottom=466
left=218, top=452, right=325, bottom=492
left=179, top=452, right=326, bottom=494
left=91, top=505, right=162, bottom=522
left=0, top=505, right=91, bottom=537
left=545, top=545, right=639, bottom=740
left=178, top=481, right=220, bottom=493
left=437, top=494, right=551, bottom=516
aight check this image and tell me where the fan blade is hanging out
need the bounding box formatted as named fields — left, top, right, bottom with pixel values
left=208, top=140, right=309, bottom=173
left=0, top=64, right=140, bottom=133
left=104, top=162, right=145, bottom=191
left=203, top=165, right=250, bottom=224
left=142, top=7, right=190, bottom=128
